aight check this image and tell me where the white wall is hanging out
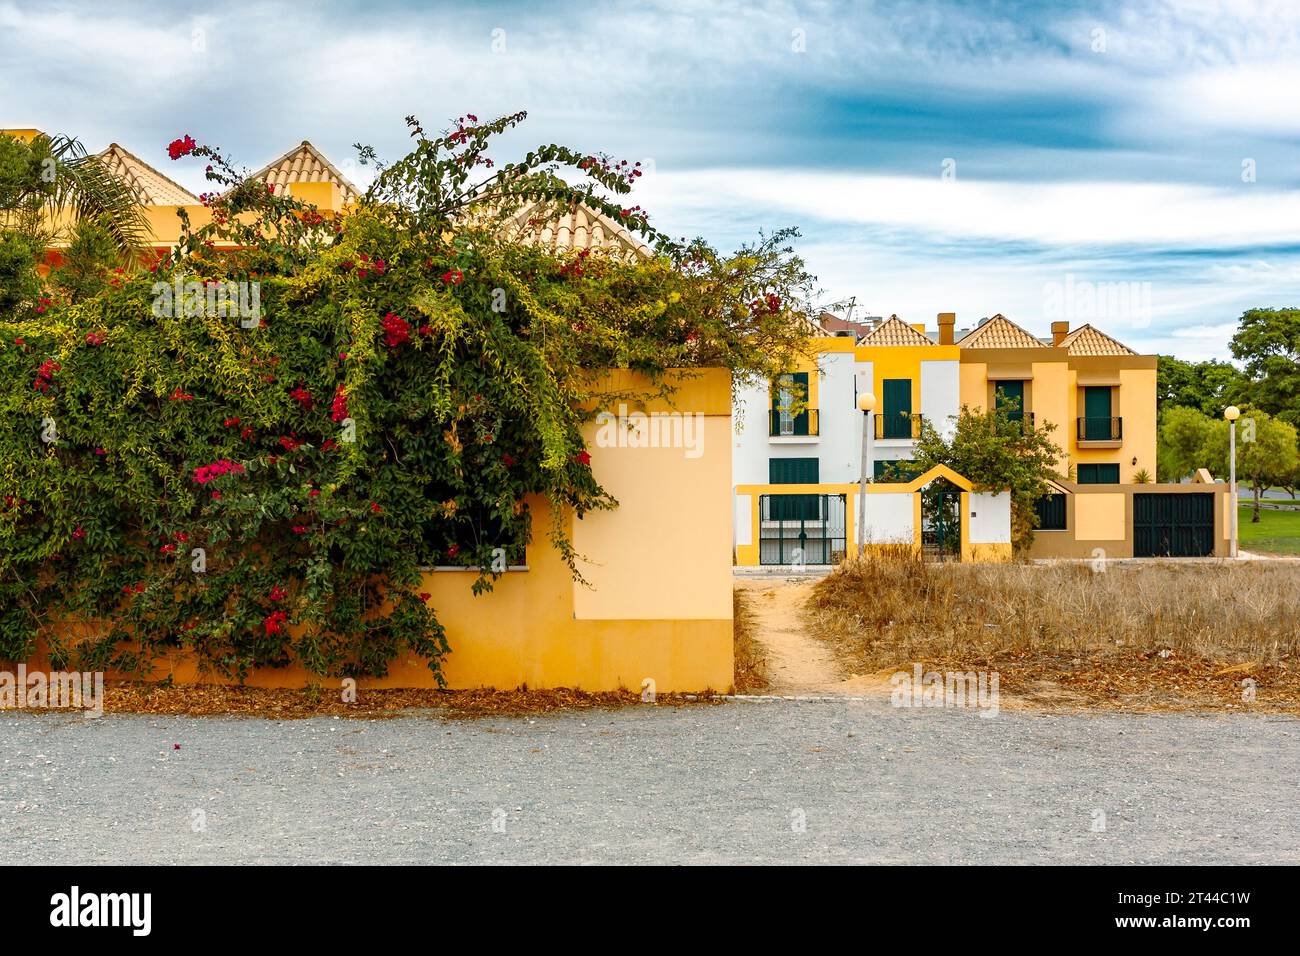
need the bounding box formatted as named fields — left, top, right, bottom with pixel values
left=857, top=492, right=915, bottom=544
left=920, top=360, right=960, bottom=440
left=968, top=491, right=1011, bottom=544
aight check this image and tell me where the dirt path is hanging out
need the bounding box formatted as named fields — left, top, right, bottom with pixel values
left=735, top=576, right=892, bottom=697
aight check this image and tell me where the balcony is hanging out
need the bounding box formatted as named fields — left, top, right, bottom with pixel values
left=875, top=412, right=921, bottom=440
left=1077, top=416, right=1123, bottom=445
left=769, top=408, right=819, bottom=438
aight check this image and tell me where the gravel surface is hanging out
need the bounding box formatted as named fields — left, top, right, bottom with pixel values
left=3, top=701, right=1297, bottom=864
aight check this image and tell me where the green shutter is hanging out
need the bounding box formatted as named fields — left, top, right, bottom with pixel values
left=770, top=457, right=819, bottom=484
left=995, top=381, right=1024, bottom=419
left=772, top=372, right=811, bottom=435
left=1083, top=386, right=1113, bottom=440
left=874, top=459, right=919, bottom=482
left=882, top=379, right=912, bottom=439
left=1077, top=463, right=1119, bottom=484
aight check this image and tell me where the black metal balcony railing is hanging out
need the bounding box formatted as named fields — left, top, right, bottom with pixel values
left=1078, top=416, right=1123, bottom=442
left=875, top=412, right=922, bottom=440
left=769, top=408, right=820, bottom=437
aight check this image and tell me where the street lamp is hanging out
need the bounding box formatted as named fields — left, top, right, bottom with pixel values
left=1224, top=405, right=1240, bottom=559
left=857, top=391, right=876, bottom=557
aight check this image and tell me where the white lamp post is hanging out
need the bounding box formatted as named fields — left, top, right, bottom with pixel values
left=1224, top=405, right=1240, bottom=559
left=857, top=392, right=876, bottom=557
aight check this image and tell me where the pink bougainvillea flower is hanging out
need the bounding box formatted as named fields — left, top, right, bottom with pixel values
left=330, top=385, right=349, bottom=422
left=167, top=135, right=197, bottom=160
left=94, top=447, right=106, bottom=456
left=291, top=524, right=309, bottom=534
left=381, top=312, right=411, bottom=348
left=192, top=459, right=246, bottom=484
left=211, top=491, right=222, bottom=500
left=447, top=543, right=460, bottom=558
left=85, top=331, right=106, bottom=346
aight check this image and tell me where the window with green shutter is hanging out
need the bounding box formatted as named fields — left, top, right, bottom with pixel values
left=769, top=458, right=819, bottom=484
left=771, top=372, right=811, bottom=435
left=874, top=459, right=920, bottom=482
left=1077, top=463, right=1120, bottom=484
left=881, top=379, right=912, bottom=438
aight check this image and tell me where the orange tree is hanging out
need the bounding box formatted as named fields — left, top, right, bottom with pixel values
left=0, top=112, right=815, bottom=681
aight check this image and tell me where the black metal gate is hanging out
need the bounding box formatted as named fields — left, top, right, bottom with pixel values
left=758, top=494, right=846, bottom=565
left=1133, top=493, right=1214, bottom=557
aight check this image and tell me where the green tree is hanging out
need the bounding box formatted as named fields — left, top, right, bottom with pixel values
left=1156, top=354, right=1246, bottom=416
left=1201, top=410, right=1299, bottom=522
left=1230, top=308, right=1300, bottom=428
left=909, top=400, right=1062, bottom=553
left=1157, top=405, right=1214, bottom=481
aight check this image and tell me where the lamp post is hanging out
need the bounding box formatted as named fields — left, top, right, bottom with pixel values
left=1224, top=405, right=1240, bottom=559
left=857, top=392, right=876, bottom=557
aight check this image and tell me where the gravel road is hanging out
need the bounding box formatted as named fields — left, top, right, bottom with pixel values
left=3, top=701, right=1296, bottom=864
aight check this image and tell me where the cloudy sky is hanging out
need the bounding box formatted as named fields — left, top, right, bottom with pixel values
left=3, top=0, right=1298, bottom=360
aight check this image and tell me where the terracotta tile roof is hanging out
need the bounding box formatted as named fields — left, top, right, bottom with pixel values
left=249, top=141, right=361, bottom=203
left=956, top=314, right=1047, bottom=349
left=499, top=201, right=651, bottom=258
left=859, top=315, right=934, bottom=347
left=96, top=144, right=199, bottom=205
left=1058, top=323, right=1137, bottom=356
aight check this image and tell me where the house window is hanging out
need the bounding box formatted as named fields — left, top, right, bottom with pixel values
left=995, top=381, right=1026, bottom=421
left=770, top=457, right=819, bottom=484
left=771, top=372, right=812, bottom=436
left=874, top=459, right=920, bottom=482
left=1077, top=463, right=1120, bottom=484
left=1034, top=493, right=1067, bottom=530
left=1082, top=386, right=1114, bottom=441
left=881, top=379, right=913, bottom=438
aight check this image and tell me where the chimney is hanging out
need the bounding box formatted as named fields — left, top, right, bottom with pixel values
left=1051, top=321, right=1069, bottom=346
left=937, top=312, right=955, bottom=346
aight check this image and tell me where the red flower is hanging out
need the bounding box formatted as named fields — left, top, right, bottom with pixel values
left=447, top=543, right=460, bottom=558
left=85, top=331, right=106, bottom=346
left=240, top=427, right=254, bottom=440
left=268, top=585, right=287, bottom=602
left=289, top=386, right=313, bottom=410
left=370, top=501, right=382, bottom=514
left=94, top=447, right=106, bottom=456
left=321, top=439, right=338, bottom=452
left=381, top=312, right=411, bottom=348
left=192, top=459, right=246, bottom=484
left=160, top=543, right=176, bottom=554
left=279, top=434, right=304, bottom=452
left=440, top=269, right=463, bottom=285
left=308, top=488, right=320, bottom=498
left=223, top=416, right=241, bottom=428
left=72, top=526, right=85, bottom=540
left=168, top=387, right=194, bottom=402
left=263, top=610, right=289, bottom=636
left=575, top=449, right=592, bottom=466
left=211, top=491, right=222, bottom=500
left=418, top=592, right=431, bottom=603
left=291, top=524, right=310, bottom=534
left=174, top=532, right=190, bottom=543
left=330, top=385, right=349, bottom=422
left=167, top=135, right=197, bottom=160
left=502, top=453, right=516, bottom=467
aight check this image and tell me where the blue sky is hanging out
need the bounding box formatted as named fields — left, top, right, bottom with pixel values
left=3, top=0, right=1299, bottom=360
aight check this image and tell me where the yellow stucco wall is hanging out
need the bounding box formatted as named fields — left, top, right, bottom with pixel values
left=1073, top=493, right=1127, bottom=540
left=36, top=370, right=736, bottom=693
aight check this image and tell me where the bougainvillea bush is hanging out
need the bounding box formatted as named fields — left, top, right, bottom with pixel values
left=0, top=111, right=815, bottom=682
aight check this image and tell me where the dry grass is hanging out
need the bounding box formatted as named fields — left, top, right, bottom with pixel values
left=732, top=587, right=770, bottom=693
left=4, top=682, right=724, bottom=720
left=807, top=547, right=1300, bottom=711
